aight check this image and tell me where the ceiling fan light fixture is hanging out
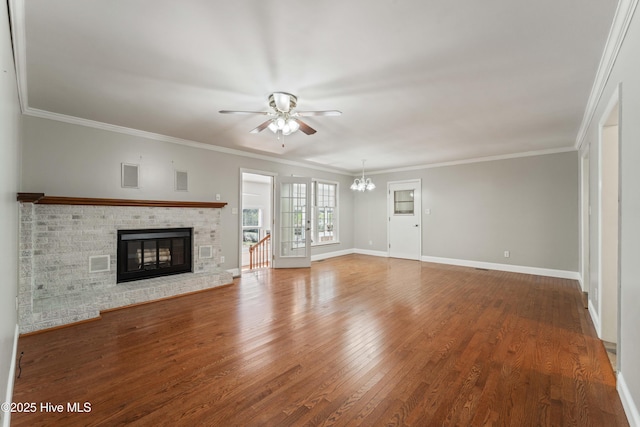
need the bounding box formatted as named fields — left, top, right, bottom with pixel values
left=220, top=92, right=339, bottom=137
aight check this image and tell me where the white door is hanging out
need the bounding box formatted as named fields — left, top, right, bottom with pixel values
left=388, top=180, right=422, bottom=260
left=273, top=176, right=312, bottom=268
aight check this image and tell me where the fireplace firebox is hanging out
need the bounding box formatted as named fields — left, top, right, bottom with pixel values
left=117, top=228, right=193, bottom=283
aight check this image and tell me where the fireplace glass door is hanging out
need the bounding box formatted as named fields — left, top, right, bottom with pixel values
left=118, top=228, right=192, bottom=283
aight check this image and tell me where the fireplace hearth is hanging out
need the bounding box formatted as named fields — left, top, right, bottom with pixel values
left=117, top=228, right=193, bottom=283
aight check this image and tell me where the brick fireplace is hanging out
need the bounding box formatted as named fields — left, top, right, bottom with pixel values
left=17, top=194, right=233, bottom=334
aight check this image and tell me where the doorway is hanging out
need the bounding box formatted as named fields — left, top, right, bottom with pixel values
left=597, top=90, right=620, bottom=371
left=387, top=180, right=422, bottom=260
left=240, top=171, right=274, bottom=271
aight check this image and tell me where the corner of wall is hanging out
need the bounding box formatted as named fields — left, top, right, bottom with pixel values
left=618, top=372, right=640, bottom=427
left=2, top=325, right=19, bottom=427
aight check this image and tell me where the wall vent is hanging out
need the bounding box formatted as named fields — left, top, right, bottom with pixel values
left=175, top=170, right=188, bottom=192
left=121, top=163, right=139, bottom=188
left=199, top=245, right=213, bottom=259
left=89, top=255, right=110, bottom=273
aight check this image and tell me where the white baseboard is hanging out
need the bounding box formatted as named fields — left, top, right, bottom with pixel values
left=311, top=249, right=354, bottom=262
left=618, top=372, right=640, bottom=427
left=420, top=255, right=581, bottom=280
left=588, top=299, right=602, bottom=338
left=353, top=249, right=388, bottom=258
left=226, top=268, right=240, bottom=278
left=2, top=324, right=19, bottom=427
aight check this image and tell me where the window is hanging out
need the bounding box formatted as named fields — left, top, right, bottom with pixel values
left=242, top=208, right=262, bottom=247
left=393, top=190, right=415, bottom=215
left=312, top=180, right=338, bottom=245
left=242, top=208, right=261, bottom=227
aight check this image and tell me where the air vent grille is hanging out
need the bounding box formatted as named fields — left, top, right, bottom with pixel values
left=121, top=163, right=139, bottom=188
left=175, top=170, right=188, bottom=192
left=199, top=245, right=213, bottom=259
left=89, top=255, right=110, bottom=273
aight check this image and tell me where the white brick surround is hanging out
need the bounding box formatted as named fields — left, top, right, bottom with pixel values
left=18, top=203, right=232, bottom=333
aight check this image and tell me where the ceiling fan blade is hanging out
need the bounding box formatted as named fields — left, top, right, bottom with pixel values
left=219, top=110, right=269, bottom=115
left=295, top=110, right=342, bottom=117
left=293, top=119, right=317, bottom=135
left=249, top=120, right=273, bottom=133
left=272, top=92, right=291, bottom=112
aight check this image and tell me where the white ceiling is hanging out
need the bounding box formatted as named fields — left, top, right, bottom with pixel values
left=14, top=0, right=617, bottom=174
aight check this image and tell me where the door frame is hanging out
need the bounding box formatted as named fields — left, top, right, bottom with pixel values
left=238, top=168, right=277, bottom=276
left=595, top=84, right=622, bottom=367
left=387, top=179, right=422, bottom=260
left=273, top=175, right=312, bottom=268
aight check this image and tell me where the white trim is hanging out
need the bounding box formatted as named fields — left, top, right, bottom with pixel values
left=8, top=0, right=27, bottom=112
left=239, top=169, right=276, bottom=277
left=575, top=0, right=639, bottom=151
left=580, top=150, right=590, bottom=293
left=3, top=325, right=19, bottom=427
left=596, top=86, right=620, bottom=343
left=619, top=372, right=640, bottom=427
left=311, top=249, right=354, bottom=262
left=366, top=147, right=576, bottom=175
left=353, top=249, right=388, bottom=258
left=421, top=255, right=581, bottom=280
left=588, top=299, right=602, bottom=338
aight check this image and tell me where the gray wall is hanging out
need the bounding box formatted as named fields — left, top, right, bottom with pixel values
left=581, top=3, right=640, bottom=418
left=354, top=152, right=579, bottom=271
left=21, top=116, right=355, bottom=271
left=0, top=2, right=22, bottom=424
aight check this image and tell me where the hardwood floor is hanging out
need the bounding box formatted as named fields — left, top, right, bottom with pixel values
left=11, top=255, right=628, bottom=426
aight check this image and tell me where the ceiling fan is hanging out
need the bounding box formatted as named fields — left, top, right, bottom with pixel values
left=219, top=92, right=341, bottom=136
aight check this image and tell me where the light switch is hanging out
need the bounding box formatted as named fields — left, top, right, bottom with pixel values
left=425, top=208, right=431, bottom=215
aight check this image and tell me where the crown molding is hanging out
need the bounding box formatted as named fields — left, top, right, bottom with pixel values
left=23, top=107, right=352, bottom=176
left=8, top=0, right=28, bottom=112
left=364, top=147, right=576, bottom=176
left=575, top=0, right=639, bottom=151
left=27, top=107, right=577, bottom=179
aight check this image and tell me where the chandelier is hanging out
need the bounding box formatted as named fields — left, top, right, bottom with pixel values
left=350, top=160, right=376, bottom=192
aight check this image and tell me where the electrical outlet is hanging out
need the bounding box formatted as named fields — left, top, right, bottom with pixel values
left=504, top=250, right=510, bottom=258
left=369, top=240, right=373, bottom=246
left=220, top=256, right=225, bottom=263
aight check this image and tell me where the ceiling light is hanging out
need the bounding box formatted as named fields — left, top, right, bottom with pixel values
left=351, top=159, right=376, bottom=192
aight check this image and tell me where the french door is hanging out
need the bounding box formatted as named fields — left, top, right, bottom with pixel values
left=273, top=176, right=312, bottom=268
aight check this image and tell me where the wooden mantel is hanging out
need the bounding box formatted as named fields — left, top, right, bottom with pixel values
left=17, top=193, right=227, bottom=209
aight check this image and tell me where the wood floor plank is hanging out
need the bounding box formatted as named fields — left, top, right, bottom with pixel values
left=11, top=255, right=629, bottom=426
